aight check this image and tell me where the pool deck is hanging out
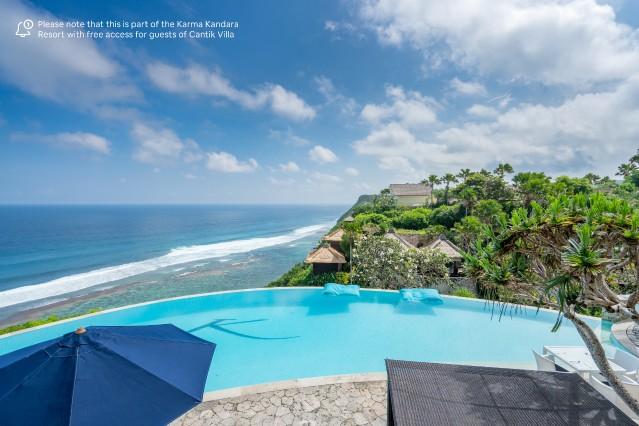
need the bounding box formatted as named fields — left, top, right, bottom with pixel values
left=171, top=380, right=388, bottom=426
left=612, top=320, right=639, bottom=356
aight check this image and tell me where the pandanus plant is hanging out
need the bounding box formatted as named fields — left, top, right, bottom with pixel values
left=465, top=194, right=639, bottom=416
left=550, top=224, right=639, bottom=415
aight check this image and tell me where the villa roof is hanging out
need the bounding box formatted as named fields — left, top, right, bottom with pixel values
left=424, top=236, right=463, bottom=260
left=343, top=215, right=355, bottom=222
left=305, top=246, right=347, bottom=264
left=389, top=183, right=432, bottom=197
left=384, top=232, right=416, bottom=249
left=323, top=228, right=345, bottom=242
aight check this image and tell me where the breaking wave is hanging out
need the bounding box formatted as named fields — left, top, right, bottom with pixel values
left=0, top=224, right=329, bottom=309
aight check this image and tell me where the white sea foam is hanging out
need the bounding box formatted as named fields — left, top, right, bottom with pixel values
left=0, top=223, right=329, bottom=309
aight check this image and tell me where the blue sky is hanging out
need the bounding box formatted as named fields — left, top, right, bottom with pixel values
left=1, top=0, right=639, bottom=204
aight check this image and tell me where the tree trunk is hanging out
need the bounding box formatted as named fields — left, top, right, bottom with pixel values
left=564, top=309, right=639, bottom=417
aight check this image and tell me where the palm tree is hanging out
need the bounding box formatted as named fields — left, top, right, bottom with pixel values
left=493, top=163, right=514, bottom=178
left=457, top=168, right=471, bottom=182
left=617, top=163, right=636, bottom=177
left=441, top=173, right=458, bottom=205
left=422, top=174, right=440, bottom=204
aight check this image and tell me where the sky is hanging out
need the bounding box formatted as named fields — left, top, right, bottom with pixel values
left=1, top=0, right=639, bottom=205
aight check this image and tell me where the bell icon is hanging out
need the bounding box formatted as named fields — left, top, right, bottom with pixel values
left=16, top=19, right=33, bottom=38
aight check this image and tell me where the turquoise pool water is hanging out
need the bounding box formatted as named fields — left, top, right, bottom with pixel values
left=0, top=288, right=603, bottom=392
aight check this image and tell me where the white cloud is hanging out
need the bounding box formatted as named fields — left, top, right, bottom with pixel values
left=436, top=74, right=639, bottom=174
left=147, top=62, right=315, bottom=121
left=467, top=104, right=499, bottom=118
left=354, top=75, right=639, bottom=177
left=345, top=167, right=360, bottom=176
left=184, top=173, right=197, bottom=180
left=356, top=0, right=639, bottom=87
left=314, top=75, right=358, bottom=115
left=268, top=84, right=316, bottom=121
left=131, top=123, right=186, bottom=164
left=360, top=85, right=437, bottom=128
left=309, top=145, right=338, bottom=164
left=207, top=152, right=258, bottom=173
left=11, top=131, right=111, bottom=154
left=0, top=0, right=137, bottom=107
left=269, top=129, right=312, bottom=146
left=279, top=161, right=300, bottom=172
left=450, top=78, right=487, bottom=96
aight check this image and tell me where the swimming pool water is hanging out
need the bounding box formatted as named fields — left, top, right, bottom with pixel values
left=0, top=288, right=603, bottom=392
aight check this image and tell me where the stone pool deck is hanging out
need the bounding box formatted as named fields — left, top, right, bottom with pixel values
left=171, top=380, right=388, bottom=426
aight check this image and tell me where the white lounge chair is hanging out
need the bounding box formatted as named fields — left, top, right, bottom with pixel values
left=589, top=373, right=638, bottom=420
left=609, top=349, right=639, bottom=378
left=533, top=350, right=568, bottom=372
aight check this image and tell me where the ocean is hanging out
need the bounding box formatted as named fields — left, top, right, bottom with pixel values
left=0, top=205, right=346, bottom=325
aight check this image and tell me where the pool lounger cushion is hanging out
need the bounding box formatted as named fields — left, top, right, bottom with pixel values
left=323, top=283, right=360, bottom=296
left=400, top=288, right=443, bottom=304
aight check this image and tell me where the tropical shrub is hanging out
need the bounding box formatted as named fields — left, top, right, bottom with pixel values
left=353, top=213, right=392, bottom=234
left=392, top=208, right=432, bottom=230
left=430, top=204, right=464, bottom=228
left=451, top=288, right=475, bottom=298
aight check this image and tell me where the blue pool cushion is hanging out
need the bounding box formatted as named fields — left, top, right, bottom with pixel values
left=400, top=288, right=443, bottom=305
left=323, top=283, right=360, bottom=296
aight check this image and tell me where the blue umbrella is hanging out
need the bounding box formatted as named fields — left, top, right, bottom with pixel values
left=0, top=324, right=215, bottom=426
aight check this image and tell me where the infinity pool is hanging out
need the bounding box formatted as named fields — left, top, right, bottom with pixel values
left=0, top=288, right=602, bottom=392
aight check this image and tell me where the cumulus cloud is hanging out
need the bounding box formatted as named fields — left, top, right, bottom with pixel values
left=131, top=123, right=187, bottom=164
left=147, top=62, right=315, bottom=121
left=309, top=145, right=338, bottom=164
left=360, top=85, right=437, bottom=128
left=450, top=78, right=487, bottom=96
left=356, top=0, right=639, bottom=87
left=279, top=161, right=300, bottom=172
left=345, top=167, right=360, bottom=176
left=207, top=152, right=258, bottom=173
left=467, top=104, right=499, bottom=118
left=354, top=75, right=639, bottom=177
left=436, top=75, right=639, bottom=174
left=11, top=131, right=111, bottom=154
left=0, top=0, right=137, bottom=108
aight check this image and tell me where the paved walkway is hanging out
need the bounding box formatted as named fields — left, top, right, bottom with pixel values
left=171, top=381, right=388, bottom=426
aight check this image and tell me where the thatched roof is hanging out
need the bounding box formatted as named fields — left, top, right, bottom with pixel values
left=424, top=236, right=463, bottom=260
left=389, top=183, right=432, bottom=197
left=305, top=246, right=347, bottom=264
left=323, top=228, right=345, bottom=242
left=384, top=232, right=416, bottom=249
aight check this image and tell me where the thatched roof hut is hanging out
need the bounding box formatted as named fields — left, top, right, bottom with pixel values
left=423, top=236, right=463, bottom=261
left=323, top=228, right=345, bottom=243
left=305, top=246, right=347, bottom=274
left=384, top=232, right=415, bottom=249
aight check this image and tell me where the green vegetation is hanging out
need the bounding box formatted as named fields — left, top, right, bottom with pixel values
left=0, top=308, right=102, bottom=336
left=267, top=263, right=350, bottom=287
left=451, top=288, right=475, bottom=298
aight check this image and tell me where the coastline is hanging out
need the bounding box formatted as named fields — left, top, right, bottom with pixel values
left=1, top=205, right=349, bottom=330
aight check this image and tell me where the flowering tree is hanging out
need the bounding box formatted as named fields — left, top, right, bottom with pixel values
left=351, top=235, right=450, bottom=289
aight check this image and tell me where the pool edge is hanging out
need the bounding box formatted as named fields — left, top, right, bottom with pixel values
left=0, top=286, right=601, bottom=339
